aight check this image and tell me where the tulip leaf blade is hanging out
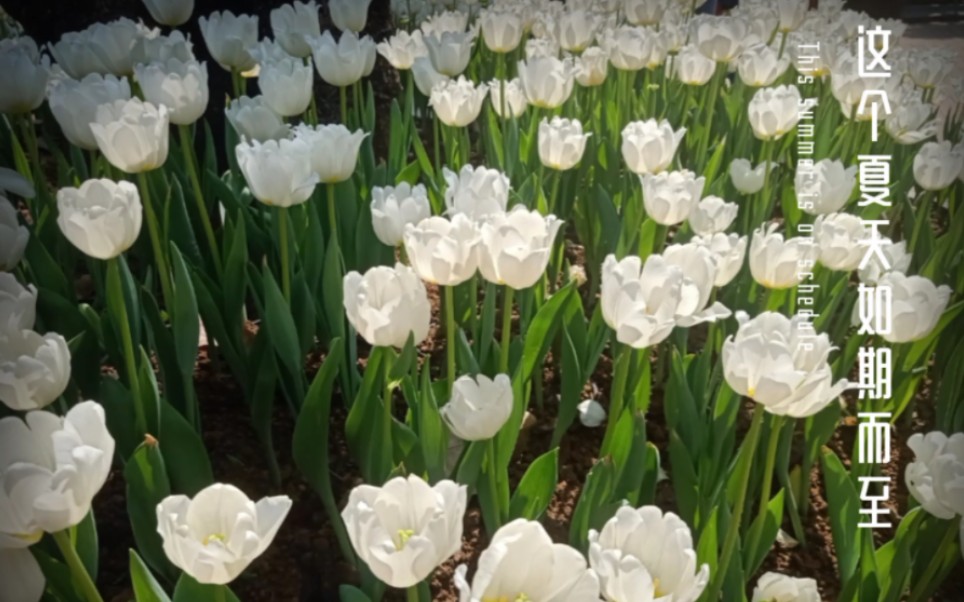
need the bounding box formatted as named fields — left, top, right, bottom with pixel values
left=129, top=549, right=172, bottom=602
left=742, top=488, right=786, bottom=577
left=124, top=440, right=177, bottom=582
left=820, top=447, right=861, bottom=584
left=338, top=585, right=372, bottom=602
left=261, top=266, right=307, bottom=401
left=509, top=447, right=559, bottom=521
left=173, top=575, right=240, bottom=602
left=568, top=457, right=619, bottom=552
left=158, top=403, right=214, bottom=497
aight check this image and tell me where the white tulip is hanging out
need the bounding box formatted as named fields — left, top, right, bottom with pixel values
left=749, top=223, right=818, bottom=289
left=424, top=31, right=476, bottom=77
left=90, top=98, right=170, bottom=174
left=294, top=123, right=368, bottom=184
left=525, top=37, right=561, bottom=60
left=0, top=273, right=36, bottom=334
left=0, top=329, right=71, bottom=411
left=621, top=119, right=686, bottom=176
left=775, top=0, right=809, bottom=32
left=309, top=30, right=374, bottom=87
left=430, top=76, right=488, bottom=127
left=344, top=263, right=432, bottom=348
left=691, top=15, right=748, bottom=62
left=411, top=56, right=450, bottom=96
left=729, top=158, right=769, bottom=194
left=577, top=399, right=607, bottom=428
left=455, top=519, right=600, bottom=602
left=857, top=237, right=910, bottom=285
left=662, top=242, right=733, bottom=325
left=56, top=179, right=142, bottom=260
left=443, top=164, right=510, bottom=220
left=0, top=37, right=49, bottom=114
left=198, top=11, right=258, bottom=72
left=748, top=85, right=802, bottom=140
left=752, top=572, right=822, bottom=602
left=553, top=9, right=598, bottom=53
left=135, top=58, right=209, bottom=125
left=330, top=0, right=373, bottom=33
left=0, top=199, right=28, bottom=272
left=488, top=78, right=528, bottom=118
left=830, top=52, right=872, bottom=108
left=377, top=30, right=428, bottom=70
left=885, top=100, right=937, bottom=145
left=625, top=0, right=669, bottom=26
left=723, top=311, right=848, bottom=417
left=673, top=44, right=715, bottom=85
left=640, top=169, right=705, bottom=226
left=225, top=96, right=289, bottom=142
left=48, top=74, right=131, bottom=150
left=142, top=0, right=194, bottom=26
left=738, top=43, right=791, bottom=87
left=589, top=505, right=709, bottom=602
left=913, top=140, right=964, bottom=191
left=862, top=272, right=951, bottom=344
left=795, top=158, right=857, bottom=215
left=517, top=55, right=575, bottom=109
left=692, top=232, right=747, bottom=286
left=50, top=18, right=144, bottom=78
left=236, top=137, right=318, bottom=208
left=574, top=46, right=609, bottom=87
left=0, top=548, right=44, bottom=602
left=481, top=9, right=524, bottom=53
left=248, top=38, right=290, bottom=66
left=0, top=401, right=113, bottom=536
left=371, top=183, right=431, bottom=247
left=270, top=1, right=320, bottom=58
left=813, top=212, right=868, bottom=271
left=688, top=195, right=737, bottom=236
left=343, top=474, right=466, bottom=588
left=603, top=25, right=666, bottom=71
left=904, top=50, right=952, bottom=90
left=420, top=10, right=472, bottom=37
left=477, top=206, right=562, bottom=289
left=0, top=168, right=36, bottom=201
left=156, top=483, right=292, bottom=585
left=905, top=432, right=964, bottom=520
left=539, top=117, right=591, bottom=171
left=441, top=373, right=513, bottom=440
left=404, top=214, right=480, bottom=286
left=258, top=57, right=313, bottom=117
left=131, top=30, right=195, bottom=66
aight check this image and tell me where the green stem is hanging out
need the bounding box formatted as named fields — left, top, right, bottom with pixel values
left=697, top=63, right=724, bottom=170
left=406, top=585, right=421, bottom=602
left=231, top=70, right=245, bottom=99
left=327, top=183, right=339, bottom=251
left=499, top=286, right=515, bottom=374
left=107, top=258, right=145, bottom=434
left=433, top=116, right=442, bottom=175
left=601, top=343, right=633, bottom=456
left=137, top=171, right=174, bottom=312
left=277, top=206, right=291, bottom=302
left=340, top=86, right=348, bottom=126
left=704, top=403, right=766, bottom=602
left=18, top=115, right=48, bottom=215
left=53, top=529, right=105, bottom=602
left=486, top=437, right=503, bottom=531
left=445, top=286, right=457, bottom=394
left=749, top=414, right=783, bottom=551
left=908, top=516, right=960, bottom=602
left=756, top=139, right=775, bottom=227
left=383, top=348, right=395, bottom=477
left=178, top=124, right=222, bottom=276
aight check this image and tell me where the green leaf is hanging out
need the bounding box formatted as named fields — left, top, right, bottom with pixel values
left=294, top=341, right=344, bottom=496
left=743, top=488, right=786, bottom=577
left=509, top=448, right=559, bottom=520
left=820, top=448, right=861, bottom=583
left=159, top=403, right=213, bottom=496
left=261, top=267, right=306, bottom=400
left=339, top=585, right=372, bottom=602
left=173, top=574, right=240, bottom=602
left=130, top=549, right=172, bottom=602
left=569, top=458, right=618, bottom=552
left=125, top=440, right=176, bottom=581
left=75, top=510, right=99, bottom=580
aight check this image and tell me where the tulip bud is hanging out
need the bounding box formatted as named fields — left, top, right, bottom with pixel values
left=270, top=1, right=321, bottom=58
left=749, top=223, right=818, bottom=289
left=748, top=85, right=803, bottom=141
left=577, top=399, right=606, bottom=428
left=57, top=179, right=143, bottom=260
left=225, top=96, right=290, bottom=142
left=424, top=31, right=476, bottom=77
left=688, top=195, right=737, bottom=236
left=0, top=329, right=71, bottom=411
left=0, top=273, right=36, bottom=333
left=441, top=374, right=513, bottom=440
left=50, top=18, right=143, bottom=78
left=430, top=76, right=488, bottom=127
left=621, top=119, right=686, bottom=176
left=257, top=56, right=314, bottom=117
left=692, top=232, right=747, bottom=287
left=344, top=263, right=431, bottom=348
left=795, top=158, right=857, bottom=215
left=329, top=0, right=372, bottom=33
left=913, top=140, right=964, bottom=191
left=443, top=164, right=510, bottom=220
left=377, top=30, right=427, bottom=70
left=0, top=37, right=49, bottom=114
left=370, top=183, right=431, bottom=247
left=157, top=484, right=292, bottom=584
left=857, top=237, right=910, bottom=285
left=135, top=58, right=209, bottom=125
left=813, top=212, right=868, bottom=271
left=905, top=432, right=964, bottom=520
left=488, top=78, right=528, bottom=118
left=673, top=44, right=715, bottom=85
left=859, top=272, right=951, bottom=344
left=198, top=11, right=258, bottom=72
left=309, top=30, right=374, bottom=87
left=640, top=169, right=705, bottom=226
left=90, top=98, right=170, bottom=174
left=737, top=43, right=791, bottom=87
left=0, top=198, right=28, bottom=272
left=752, top=572, right=821, bottom=602
left=574, top=46, right=609, bottom=87
left=294, top=123, right=368, bottom=184
left=517, top=55, right=575, bottom=109
left=477, top=206, right=562, bottom=289
left=235, top=137, right=319, bottom=207
left=404, top=214, right=480, bottom=286
left=729, top=158, right=769, bottom=194
left=481, top=9, right=524, bottom=53
left=539, top=117, right=591, bottom=171
left=142, top=0, right=195, bottom=27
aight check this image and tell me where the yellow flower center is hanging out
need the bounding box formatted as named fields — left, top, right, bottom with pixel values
left=13, top=531, right=43, bottom=545
left=482, top=595, right=531, bottom=602
left=203, top=533, right=227, bottom=546
left=654, top=577, right=665, bottom=598
left=395, top=529, right=416, bottom=550
left=747, top=386, right=757, bottom=398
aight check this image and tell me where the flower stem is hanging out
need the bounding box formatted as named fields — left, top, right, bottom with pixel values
left=697, top=63, right=724, bottom=170
left=107, top=257, right=145, bottom=435
left=748, top=414, right=783, bottom=552
left=327, top=183, right=339, bottom=251
left=704, top=403, right=766, bottom=602
left=178, top=124, right=222, bottom=277
left=53, top=529, right=105, bottom=602
left=445, top=285, right=457, bottom=394
left=485, top=436, right=503, bottom=531
left=18, top=114, right=48, bottom=216
left=277, top=206, right=291, bottom=302
left=340, top=86, right=348, bottom=126
left=137, top=171, right=174, bottom=312
left=383, top=348, right=395, bottom=478
left=499, top=286, right=515, bottom=374
left=600, top=343, right=633, bottom=456
left=908, top=516, right=960, bottom=602
left=406, top=585, right=421, bottom=602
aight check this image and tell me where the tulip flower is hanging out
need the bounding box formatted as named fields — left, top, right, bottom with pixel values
left=142, top=0, right=194, bottom=26
left=0, top=273, right=36, bottom=333
left=0, top=169, right=32, bottom=201
left=248, top=38, right=290, bottom=66
left=477, top=206, right=562, bottom=289
left=604, top=25, right=667, bottom=71
left=692, top=232, right=748, bottom=287
left=813, top=212, right=868, bottom=271
left=662, top=242, right=733, bottom=325
left=131, top=29, right=195, bottom=67
left=454, top=519, right=600, bottom=601
left=775, top=0, right=809, bottom=32
left=795, top=158, right=857, bottom=215
left=729, top=158, right=769, bottom=194
left=48, top=74, right=131, bottom=150
left=270, top=1, right=320, bottom=58
left=830, top=53, right=873, bottom=109
left=673, top=44, right=716, bottom=85
left=309, top=30, right=375, bottom=87
left=0, top=328, right=71, bottom=411
left=198, top=11, right=258, bottom=72
left=90, top=97, right=170, bottom=174
left=293, top=123, right=368, bottom=184
left=441, top=373, right=513, bottom=441
left=0, top=548, right=44, bottom=602
left=691, top=15, right=748, bottom=62
left=748, top=85, right=803, bottom=141
left=688, top=195, right=738, bottom=236
left=857, top=237, right=911, bottom=285
left=738, top=43, right=791, bottom=87
left=424, top=31, right=476, bottom=77
left=257, top=56, right=314, bottom=117
left=621, top=119, right=686, bottom=176
left=225, top=96, right=290, bottom=142
left=480, top=9, right=524, bottom=53
left=554, top=9, right=598, bottom=53
left=342, top=475, right=466, bottom=589
left=376, top=30, right=428, bottom=70
left=404, top=214, right=480, bottom=287
left=905, top=432, right=964, bottom=520
left=329, top=0, right=373, bottom=33
left=50, top=18, right=143, bottom=78
left=578, top=399, right=607, bottom=428
left=574, top=46, right=609, bottom=86
left=371, top=183, right=431, bottom=248
left=135, top=58, right=209, bottom=126
left=525, top=37, right=561, bottom=60
left=0, top=199, right=28, bottom=272
left=885, top=100, right=937, bottom=145
left=640, top=169, right=705, bottom=226
left=443, top=164, right=510, bottom=220
left=0, top=37, right=49, bottom=114
left=625, top=0, right=666, bottom=26
left=420, top=9, right=471, bottom=37
left=411, top=57, right=449, bottom=97
left=488, top=78, right=528, bottom=118
left=429, top=76, right=488, bottom=127
left=749, top=223, right=819, bottom=289
left=589, top=505, right=709, bottom=602
left=913, top=140, right=964, bottom=191
left=156, top=483, right=292, bottom=585
left=724, top=311, right=848, bottom=417
left=56, top=179, right=142, bottom=260
left=517, top=55, right=575, bottom=109
left=343, top=263, right=432, bottom=349
left=752, top=572, right=821, bottom=602
left=539, top=117, right=591, bottom=171
left=859, top=272, right=951, bottom=344
left=235, top=137, right=318, bottom=208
